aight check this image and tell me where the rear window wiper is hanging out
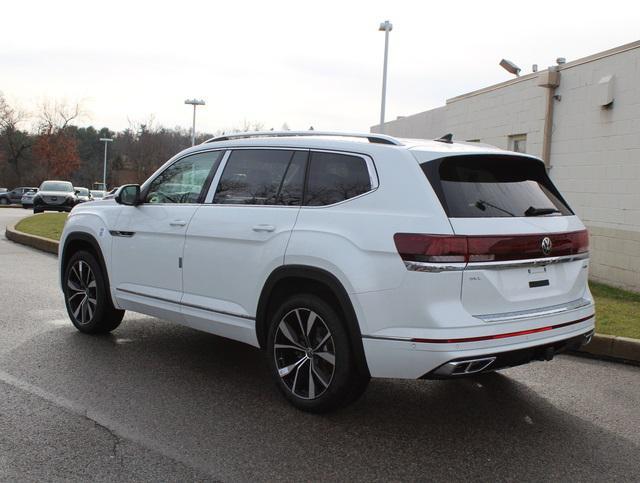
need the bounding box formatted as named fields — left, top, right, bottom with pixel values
left=525, top=206, right=560, bottom=217
left=474, top=199, right=515, bottom=217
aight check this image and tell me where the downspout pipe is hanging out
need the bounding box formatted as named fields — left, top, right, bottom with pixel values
left=538, top=66, right=561, bottom=170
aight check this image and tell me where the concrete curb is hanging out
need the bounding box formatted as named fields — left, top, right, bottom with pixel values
left=4, top=221, right=640, bottom=365
left=5, top=221, right=59, bottom=255
left=576, top=333, right=640, bottom=365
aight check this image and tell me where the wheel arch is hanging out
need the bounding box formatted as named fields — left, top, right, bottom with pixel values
left=60, top=232, right=110, bottom=290
left=256, top=265, right=370, bottom=378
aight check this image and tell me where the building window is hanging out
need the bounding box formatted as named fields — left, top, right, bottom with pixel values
left=509, top=134, right=527, bottom=153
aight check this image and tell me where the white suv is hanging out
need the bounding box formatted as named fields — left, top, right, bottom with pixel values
left=59, top=131, right=595, bottom=412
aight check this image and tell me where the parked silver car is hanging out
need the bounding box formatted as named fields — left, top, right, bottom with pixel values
left=74, top=187, right=93, bottom=203
left=21, top=188, right=39, bottom=208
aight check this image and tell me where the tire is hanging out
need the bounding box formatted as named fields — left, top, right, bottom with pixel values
left=63, top=250, right=124, bottom=334
left=33, top=208, right=42, bottom=214
left=267, top=293, right=369, bottom=413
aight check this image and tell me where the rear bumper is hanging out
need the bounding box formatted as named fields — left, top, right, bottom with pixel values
left=423, top=329, right=593, bottom=379
left=361, top=314, right=595, bottom=379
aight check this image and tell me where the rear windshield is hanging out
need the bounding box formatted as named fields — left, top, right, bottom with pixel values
left=420, top=154, right=573, bottom=218
left=40, top=181, right=74, bottom=192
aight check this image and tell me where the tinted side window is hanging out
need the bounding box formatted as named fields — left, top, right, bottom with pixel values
left=145, top=151, right=223, bottom=204
left=277, top=151, right=307, bottom=206
left=304, top=152, right=371, bottom=206
left=213, top=149, right=305, bottom=205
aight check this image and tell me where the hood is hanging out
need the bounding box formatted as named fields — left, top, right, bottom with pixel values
left=37, top=190, right=76, bottom=198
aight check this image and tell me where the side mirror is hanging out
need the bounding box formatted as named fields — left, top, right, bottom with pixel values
left=116, top=184, right=141, bottom=206
left=74, top=189, right=80, bottom=195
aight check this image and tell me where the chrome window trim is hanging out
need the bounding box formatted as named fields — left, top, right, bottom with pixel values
left=404, top=252, right=589, bottom=272
left=203, top=147, right=379, bottom=208
left=476, top=297, right=594, bottom=323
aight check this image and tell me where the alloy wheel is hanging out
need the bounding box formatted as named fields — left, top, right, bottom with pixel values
left=67, top=260, right=98, bottom=325
left=274, top=308, right=336, bottom=400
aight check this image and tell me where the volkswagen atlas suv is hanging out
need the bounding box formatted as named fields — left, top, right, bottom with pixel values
left=58, top=131, right=595, bottom=412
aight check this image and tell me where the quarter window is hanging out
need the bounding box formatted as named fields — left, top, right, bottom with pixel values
left=213, top=149, right=306, bottom=205
left=145, top=151, right=223, bottom=204
left=304, top=152, right=371, bottom=206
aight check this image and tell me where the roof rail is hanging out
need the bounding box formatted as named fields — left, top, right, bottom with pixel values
left=203, top=130, right=403, bottom=146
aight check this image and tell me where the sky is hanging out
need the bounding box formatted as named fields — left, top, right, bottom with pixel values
left=1, top=0, right=639, bottom=134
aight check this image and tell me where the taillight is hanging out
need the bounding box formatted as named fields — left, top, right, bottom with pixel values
left=394, top=230, right=589, bottom=265
left=393, top=234, right=467, bottom=263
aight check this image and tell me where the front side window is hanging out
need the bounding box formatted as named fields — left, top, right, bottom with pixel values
left=145, top=151, right=223, bottom=204
left=304, top=152, right=371, bottom=206
left=213, top=149, right=306, bottom=205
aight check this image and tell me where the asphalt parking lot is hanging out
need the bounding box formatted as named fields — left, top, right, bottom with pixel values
left=1, top=207, right=639, bottom=481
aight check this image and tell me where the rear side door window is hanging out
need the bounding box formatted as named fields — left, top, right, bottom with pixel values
left=213, top=149, right=307, bottom=205
left=303, top=151, right=372, bottom=206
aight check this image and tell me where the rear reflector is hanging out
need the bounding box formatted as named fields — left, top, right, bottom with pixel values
left=394, top=230, right=588, bottom=264
left=411, top=314, right=594, bottom=344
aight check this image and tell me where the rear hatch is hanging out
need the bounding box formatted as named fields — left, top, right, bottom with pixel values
left=418, top=152, right=589, bottom=318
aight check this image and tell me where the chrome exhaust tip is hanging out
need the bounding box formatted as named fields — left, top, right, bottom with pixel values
left=433, top=356, right=497, bottom=377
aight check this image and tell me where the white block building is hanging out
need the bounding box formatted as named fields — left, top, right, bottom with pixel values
left=372, top=41, right=640, bottom=292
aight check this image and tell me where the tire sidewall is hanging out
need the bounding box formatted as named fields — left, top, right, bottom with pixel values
left=63, top=250, right=110, bottom=333
left=267, top=293, right=355, bottom=413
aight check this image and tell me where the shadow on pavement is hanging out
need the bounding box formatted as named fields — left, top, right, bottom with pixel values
left=2, top=315, right=639, bottom=481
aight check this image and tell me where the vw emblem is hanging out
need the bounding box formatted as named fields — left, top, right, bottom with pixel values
left=541, top=237, right=552, bottom=256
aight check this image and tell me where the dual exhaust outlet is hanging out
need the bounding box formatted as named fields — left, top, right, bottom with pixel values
left=433, top=356, right=497, bottom=377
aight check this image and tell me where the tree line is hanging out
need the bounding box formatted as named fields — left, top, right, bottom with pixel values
left=0, top=94, right=268, bottom=189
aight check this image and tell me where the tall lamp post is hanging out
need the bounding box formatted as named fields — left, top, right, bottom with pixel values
left=184, top=98, right=206, bottom=146
left=99, top=137, right=113, bottom=191
left=378, top=20, right=393, bottom=133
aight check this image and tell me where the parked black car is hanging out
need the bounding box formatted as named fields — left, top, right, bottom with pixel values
left=0, top=187, right=38, bottom=205
left=33, top=181, right=78, bottom=213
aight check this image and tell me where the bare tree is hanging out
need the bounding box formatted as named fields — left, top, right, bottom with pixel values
left=32, top=98, right=85, bottom=180
left=37, top=99, right=83, bottom=134
left=0, top=93, right=31, bottom=184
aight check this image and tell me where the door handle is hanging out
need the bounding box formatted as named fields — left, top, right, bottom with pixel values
left=252, top=224, right=275, bottom=232
left=170, top=220, right=187, bottom=227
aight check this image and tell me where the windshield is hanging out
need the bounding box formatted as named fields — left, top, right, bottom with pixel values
left=418, top=154, right=573, bottom=218
left=76, top=188, right=89, bottom=196
left=90, top=190, right=105, bottom=198
left=40, top=181, right=74, bottom=192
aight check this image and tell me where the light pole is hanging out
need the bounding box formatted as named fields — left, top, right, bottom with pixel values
left=378, top=20, right=393, bottom=133
left=184, top=98, right=205, bottom=146
left=99, top=137, right=113, bottom=191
